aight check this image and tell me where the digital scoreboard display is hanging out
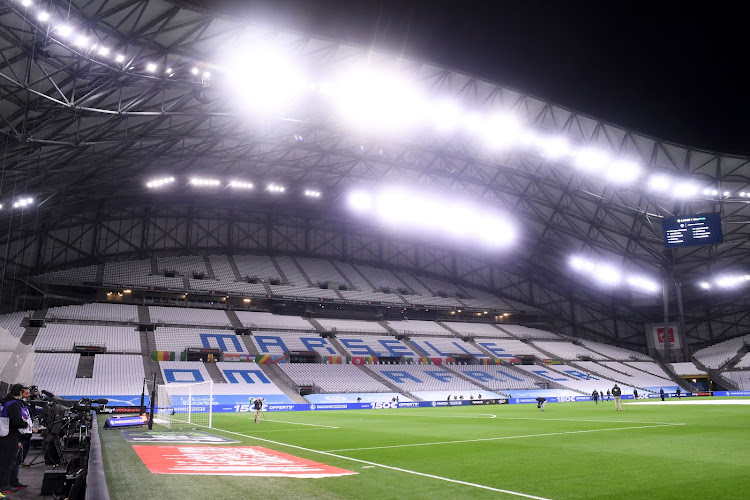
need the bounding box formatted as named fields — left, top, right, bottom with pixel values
left=663, top=213, right=723, bottom=248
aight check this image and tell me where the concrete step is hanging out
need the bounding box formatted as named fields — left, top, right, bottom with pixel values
left=202, top=255, right=216, bottom=279
left=76, top=356, right=95, bottom=378
left=270, top=256, right=291, bottom=285
left=258, top=364, right=310, bottom=404
left=329, top=260, right=357, bottom=290
left=290, top=256, right=315, bottom=286
left=137, top=305, right=151, bottom=324
left=241, top=336, right=260, bottom=355
left=227, top=255, right=244, bottom=281
left=226, top=310, right=244, bottom=329
left=204, top=362, right=228, bottom=384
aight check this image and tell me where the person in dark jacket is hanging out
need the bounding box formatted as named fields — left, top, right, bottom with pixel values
left=253, top=397, right=264, bottom=423
left=536, top=397, right=547, bottom=411
left=0, top=384, right=29, bottom=493
left=612, top=384, right=623, bottom=411
left=676, top=387, right=681, bottom=398
left=660, top=388, right=665, bottom=401
left=633, top=389, right=639, bottom=400
left=592, top=390, right=599, bottom=405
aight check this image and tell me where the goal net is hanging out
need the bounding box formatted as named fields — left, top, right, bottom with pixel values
left=154, top=381, right=214, bottom=429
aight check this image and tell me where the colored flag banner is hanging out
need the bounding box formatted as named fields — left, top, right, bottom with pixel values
left=324, top=356, right=343, bottom=364
left=151, top=351, right=175, bottom=361
left=133, top=446, right=357, bottom=478
left=255, top=354, right=286, bottom=364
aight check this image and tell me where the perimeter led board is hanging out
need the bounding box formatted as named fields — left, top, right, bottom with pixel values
left=663, top=213, right=723, bottom=248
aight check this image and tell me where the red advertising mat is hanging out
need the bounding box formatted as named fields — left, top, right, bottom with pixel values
left=133, top=446, right=357, bottom=478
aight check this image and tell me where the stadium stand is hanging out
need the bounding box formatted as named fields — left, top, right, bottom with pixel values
left=234, top=255, right=282, bottom=282
left=156, top=256, right=207, bottom=276
left=450, top=365, right=540, bottom=391
left=277, top=364, right=391, bottom=393
left=37, top=264, right=98, bottom=283
left=296, top=257, right=349, bottom=286
left=387, top=320, right=453, bottom=336
left=498, top=324, right=560, bottom=339
left=33, top=352, right=143, bottom=396
left=336, top=335, right=418, bottom=358
left=234, top=311, right=314, bottom=330
left=532, top=340, right=608, bottom=360
left=579, top=339, right=651, bottom=360
left=444, top=322, right=511, bottom=337
left=722, top=371, right=750, bottom=390
left=0, top=312, right=32, bottom=346
left=670, top=362, right=707, bottom=376
left=273, top=256, right=309, bottom=285
left=154, top=328, right=248, bottom=353
left=47, top=303, right=139, bottom=323
left=250, top=332, right=340, bottom=356
left=366, top=364, right=485, bottom=393
left=410, top=337, right=488, bottom=358
left=473, top=338, right=547, bottom=358
left=315, top=318, right=388, bottom=333
left=149, top=306, right=233, bottom=327
left=693, top=335, right=750, bottom=369
left=34, top=324, right=141, bottom=353
left=734, top=353, right=750, bottom=369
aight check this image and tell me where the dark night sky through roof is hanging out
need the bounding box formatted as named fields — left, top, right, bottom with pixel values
left=189, top=1, right=749, bottom=155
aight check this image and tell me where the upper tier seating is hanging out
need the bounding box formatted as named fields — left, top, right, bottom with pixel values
left=532, top=341, right=608, bottom=361
left=316, top=318, right=387, bottom=334
left=332, top=261, right=373, bottom=291
left=34, top=324, right=141, bottom=353
left=722, top=371, right=750, bottom=390
left=157, top=256, right=207, bottom=276
left=47, top=303, right=139, bottom=323
left=625, top=361, right=679, bottom=381
left=355, top=264, right=407, bottom=292
left=33, top=353, right=143, bottom=396
left=366, top=364, right=485, bottom=392
left=38, top=265, right=98, bottom=283
left=209, top=255, right=237, bottom=281
left=269, top=285, right=339, bottom=300
left=670, top=362, right=707, bottom=375
left=515, top=364, right=636, bottom=394
left=0, top=312, right=32, bottom=349
left=498, top=325, right=559, bottom=339
left=593, top=361, right=671, bottom=389
left=234, top=311, right=313, bottom=331
left=387, top=320, right=453, bottom=336
left=273, top=256, right=308, bottom=285
left=472, top=339, right=547, bottom=358
left=336, top=335, right=417, bottom=358
left=450, top=365, right=540, bottom=391
left=443, top=322, right=511, bottom=337
left=693, top=335, right=749, bottom=369
left=734, top=353, right=750, bottom=369
left=250, top=332, right=339, bottom=356
left=234, top=255, right=281, bottom=282
left=579, top=340, right=651, bottom=361
left=277, top=364, right=391, bottom=393
left=296, top=258, right=349, bottom=286
left=149, top=306, right=232, bottom=327
left=154, top=328, right=248, bottom=354
left=410, top=337, right=488, bottom=358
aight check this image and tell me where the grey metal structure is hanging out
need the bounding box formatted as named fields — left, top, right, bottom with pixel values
left=0, top=0, right=748, bottom=350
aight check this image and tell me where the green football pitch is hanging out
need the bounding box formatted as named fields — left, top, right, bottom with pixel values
left=100, top=399, right=750, bottom=499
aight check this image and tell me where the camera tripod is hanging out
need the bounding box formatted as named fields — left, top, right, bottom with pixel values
left=28, top=415, right=87, bottom=468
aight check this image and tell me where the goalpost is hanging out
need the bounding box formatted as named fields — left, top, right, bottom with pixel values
left=154, top=381, right=214, bottom=429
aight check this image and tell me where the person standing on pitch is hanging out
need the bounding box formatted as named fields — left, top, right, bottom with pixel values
left=676, top=387, right=681, bottom=398
left=536, top=397, right=547, bottom=411
left=660, top=388, right=665, bottom=401
left=633, top=389, right=639, bottom=400
left=253, top=397, right=263, bottom=423
left=612, top=384, right=623, bottom=411
left=592, top=390, right=599, bottom=405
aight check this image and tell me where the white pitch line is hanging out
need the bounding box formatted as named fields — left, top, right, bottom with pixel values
left=325, top=423, right=685, bottom=452
left=261, top=419, right=340, bottom=429
left=381, top=413, right=678, bottom=425
left=196, top=424, right=553, bottom=500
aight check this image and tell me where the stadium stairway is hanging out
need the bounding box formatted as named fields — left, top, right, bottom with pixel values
left=269, top=256, right=291, bottom=285
left=442, top=365, right=495, bottom=392
left=137, top=305, right=151, bottom=324
left=305, top=317, right=326, bottom=333
left=379, top=321, right=398, bottom=335
left=494, top=325, right=520, bottom=338
left=437, top=322, right=461, bottom=337
left=411, top=275, right=436, bottom=295
left=202, top=256, right=216, bottom=279
left=691, top=356, right=738, bottom=390
left=240, top=336, right=260, bottom=355
left=226, top=256, right=244, bottom=281
left=352, top=364, right=414, bottom=399
left=20, top=309, right=46, bottom=345
left=182, top=276, right=191, bottom=290
left=329, top=260, right=357, bottom=290
left=95, top=263, right=105, bottom=284
left=150, top=258, right=159, bottom=275
left=392, top=274, right=417, bottom=295
left=204, top=362, right=227, bottom=384
left=651, top=356, right=693, bottom=392
left=322, top=336, right=349, bottom=356
left=259, top=364, right=309, bottom=403
left=140, top=329, right=161, bottom=384
left=720, top=345, right=748, bottom=371
left=225, top=310, right=243, bottom=329
left=351, top=264, right=378, bottom=292
left=76, top=355, right=95, bottom=378
left=291, top=256, right=315, bottom=287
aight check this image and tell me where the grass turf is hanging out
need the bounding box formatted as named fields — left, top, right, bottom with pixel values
left=100, top=399, right=750, bottom=499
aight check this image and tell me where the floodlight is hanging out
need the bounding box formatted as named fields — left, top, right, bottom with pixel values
left=606, top=159, right=641, bottom=184
left=627, top=275, right=660, bottom=294
left=593, top=264, right=621, bottom=285
left=57, top=24, right=74, bottom=38
left=97, top=46, right=110, bottom=56
left=189, top=177, right=220, bottom=187
left=115, top=54, right=125, bottom=63
left=229, top=180, right=254, bottom=190
left=569, top=256, right=593, bottom=272
left=347, top=191, right=372, bottom=213
left=698, top=282, right=711, bottom=289
left=431, top=99, right=462, bottom=132
left=0, top=204, right=3, bottom=210
left=304, top=190, right=321, bottom=198
left=536, top=136, right=571, bottom=159
left=483, top=113, right=523, bottom=149
left=673, top=181, right=699, bottom=198
left=463, top=112, right=484, bottom=133
left=191, top=67, right=199, bottom=75
left=166, top=67, right=173, bottom=75
left=38, top=11, right=49, bottom=22
left=146, top=63, right=157, bottom=72
left=267, top=184, right=285, bottom=193
left=22, top=0, right=32, bottom=8
left=574, top=148, right=610, bottom=172
left=647, top=174, right=671, bottom=191
left=74, top=36, right=89, bottom=48
left=202, top=71, right=211, bottom=79
left=711, top=189, right=719, bottom=195
left=723, top=191, right=730, bottom=197
left=740, top=192, right=747, bottom=197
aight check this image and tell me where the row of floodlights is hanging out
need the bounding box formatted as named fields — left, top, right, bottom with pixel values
left=17, top=1, right=212, bottom=79
left=569, top=256, right=660, bottom=294
left=698, top=275, right=750, bottom=291
left=0, top=197, right=35, bottom=211
left=20, top=0, right=750, bottom=201
left=146, top=176, right=321, bottom=197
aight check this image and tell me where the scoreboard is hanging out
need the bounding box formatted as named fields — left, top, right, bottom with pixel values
left=663, top=213, right=723, bottom=248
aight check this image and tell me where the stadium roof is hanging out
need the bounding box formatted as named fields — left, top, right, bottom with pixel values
left=1, top=0, right=749, bottom=344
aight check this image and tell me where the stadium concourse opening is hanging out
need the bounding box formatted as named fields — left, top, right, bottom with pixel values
left=1, top=0, right=749, bottom=499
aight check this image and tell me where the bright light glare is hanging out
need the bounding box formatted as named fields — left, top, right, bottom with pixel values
left=12, top=197, right=34, bottom=209
left=74, top=36, right=89, bottom=48
left=574, top=148, right=610, bottom=172
left=627, top=275, right=660, bottom=293
left=189, top=177, right=220, bottom=187
left=698, top=281, right=711, bottom=290
left=330, top=65, right=427, bottom=133
left=191, top=67, right=199, bottom=75
left=346, top=186, right=516, bottom=249
left=536, top=136, right=571, bottom=159
left=115, top=54, right=125, bottom=63
left=648, top=174, right=671, bottom=191
left=267, top=184, right=285, bottom=193
left=304, top=190, right=321, bottom=198
left=38, top=11, right=50, bottom=22
left=222, top=45, right=306, bottom=115
left=229, top=180, right=254, bottom=190
left=431, top=100, right=462, bottom=132
left=569, top=256, right=593, bottom=272
left=57, top=25, right=74, bottom=38
left=593, top=264, right=622, bottom=285
left=482, top=114, right=524, bottom=149
left=146, top=63, right=157, bottom=72
left=673, top=181, right=699, bottom=198
left=146, top=177, right=175, bottom=189
left=22, top=0, right=32, bottom=8
left=715, top=275, right=750, bottom=288
left=97, top=46, right=110, bottom=56
left=606, top=159, right=641, bottom=184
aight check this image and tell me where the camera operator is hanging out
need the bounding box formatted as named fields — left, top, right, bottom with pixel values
left=18, top=388, right=34, bottom=468
left=0, top=384, right=30, bottom=494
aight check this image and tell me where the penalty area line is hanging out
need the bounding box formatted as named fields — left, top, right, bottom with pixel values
left=196, top=423, right=552, bottom=500
left=261, top=419, right=340, bottom=429
left=325, top=423, right=685, bottom=452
